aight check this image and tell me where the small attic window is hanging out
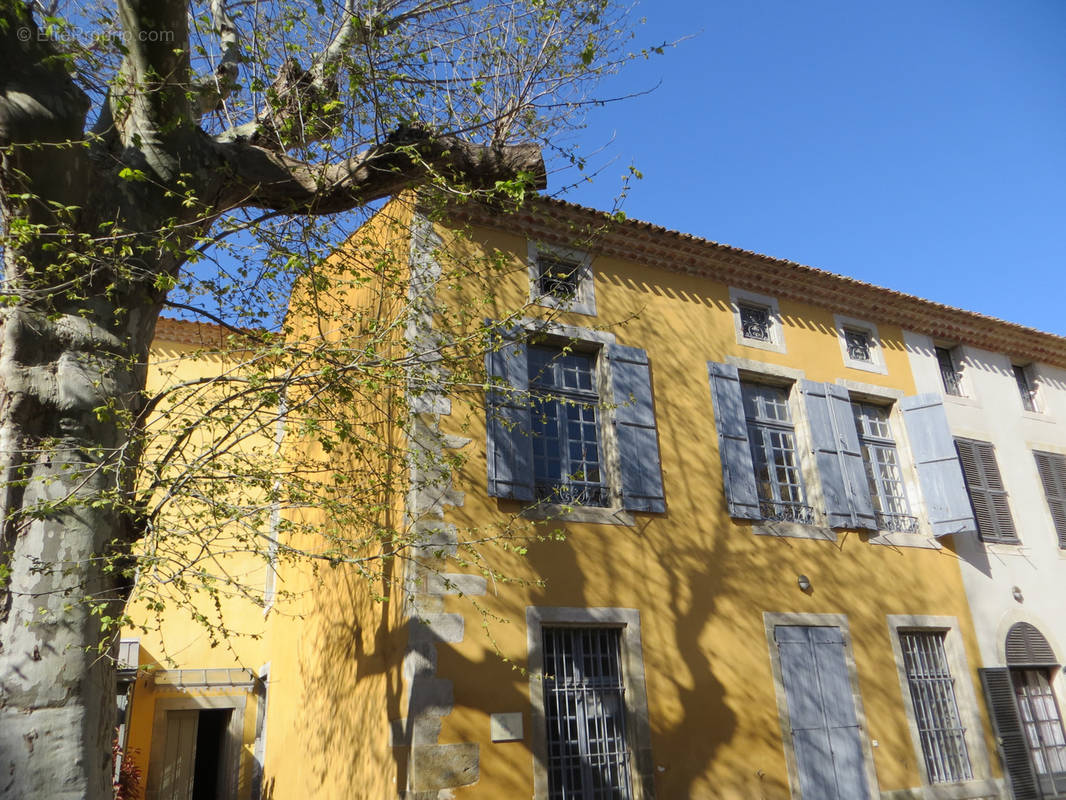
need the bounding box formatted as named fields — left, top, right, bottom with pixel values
left=844, top=328, right=872, bottom=362
left=536, top=252, right=582, bottom=300
left=527, top=241, right=597, bottom=316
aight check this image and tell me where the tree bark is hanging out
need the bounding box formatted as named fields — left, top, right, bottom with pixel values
left=0, top=308, right=153, bottom=800
left=0, top=0, right=546, bottom=794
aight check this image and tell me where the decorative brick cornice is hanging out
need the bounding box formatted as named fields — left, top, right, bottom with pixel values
left=451, top=198, right=1066, bottom=368
left=153, top=317, right=226, bottom=347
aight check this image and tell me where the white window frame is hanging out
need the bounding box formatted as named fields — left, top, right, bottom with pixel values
left=526, top=606, right=655, bottom=800
left=527, top=240, right=597, bottom=316
left=835, top=314, right=887, bottom=375
left=730, top=287, right=786, bottom=354
left=763, top=612, right=879, bottom=800
left=886, top=615, right=998, bottom=799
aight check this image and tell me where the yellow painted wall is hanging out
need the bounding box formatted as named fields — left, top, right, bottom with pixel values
left=127, top=201, right=1000, bottom=800
left=415, top=219, right=998, bottom=799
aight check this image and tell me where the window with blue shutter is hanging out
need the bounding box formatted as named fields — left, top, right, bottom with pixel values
left=852, top=401, right=919, bottom=533
left=485, top=331, right=664, bottom=513
left=799, top=381, right=877, bottom=530
left=528, top=346, right=607, bottom=507
left=707, top=362, right=762, bottom=520
left=899, top=395, right=978, bottom=537
left=606, top=344, right=666, bottom=513
left=485, top=331, right=534, bottom=501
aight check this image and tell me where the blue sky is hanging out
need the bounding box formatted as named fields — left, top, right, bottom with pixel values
left=557, top=1, right=1066, bottom=335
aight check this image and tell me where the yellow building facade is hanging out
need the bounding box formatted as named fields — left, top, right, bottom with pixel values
left=124, top=198, right=1066, bottom=800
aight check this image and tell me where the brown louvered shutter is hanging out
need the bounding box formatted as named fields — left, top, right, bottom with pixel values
left=1033, top=451, right=1066, bottom=548
left=980, top=668, right=1040, bottom=800
left=955, top=438, right=1018, bottom=543
left=1005, top=622, right=1058, bottom=666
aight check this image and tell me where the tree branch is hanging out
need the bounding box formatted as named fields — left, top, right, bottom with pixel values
left=193, top=0, right=242, bottom=119
left=115, top=0, right=193, bottom=131
left=214, top=126, right=545, bottom=214
left=0, top=1, right=90, bottom=145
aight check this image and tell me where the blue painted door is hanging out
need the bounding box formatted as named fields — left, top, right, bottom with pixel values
left=775, top=625, right=871, bottom=799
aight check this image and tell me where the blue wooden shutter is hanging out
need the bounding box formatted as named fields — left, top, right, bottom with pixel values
left=707, top=362, right=761, bottom=520
left=800, top=381, right=877, bottom=530
left=810, top=627, right=870, bottom=798
left=900, top=395, right=977, bottom=537
left=980, top=668, right=1039, bottom=800
left=775, top=625, right=871, bottom=800
left=607, top=344, right=666, bottom=513
left=484, top=329, right=534, bottom=501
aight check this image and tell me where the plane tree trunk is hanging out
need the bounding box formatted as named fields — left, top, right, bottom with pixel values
left=0, top=0, right=545, bottom=795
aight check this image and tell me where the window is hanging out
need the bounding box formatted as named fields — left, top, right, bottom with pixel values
left=741, top=382, right=813, bottom=523
left=954, top=438, right=1017, bottom=543
left=935, top=346, right=964, bottom=397
left=1034, top=451, right=1066, bottom=548
left=537, top=252, right=582, bottom=300
left=1014, top=669, right=1066, bottom=787
left=835, top=315, right=887, bottom=374
left=852, top=402, right=917, bottom=532
left=845, top=328, right=872, bottom=362
left=528, top=242, right=596, bottom=315
left=739, top=304, right=771, bottom=341
left=528, top=346, right=606, bottom=507
left=542, top=627, right=632, bottom=800
left=1014, top=364, right=1039, bottom=413
left=485, top=326, right=665, bottom=516
left=899, top=631, right=973, bottom=783
left=729, top=288, right=785, bottom=353
left=527, top=607, right=653, bottom=800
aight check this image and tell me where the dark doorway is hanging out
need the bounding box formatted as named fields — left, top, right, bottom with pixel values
left=192, top=709, right=231, bottom=800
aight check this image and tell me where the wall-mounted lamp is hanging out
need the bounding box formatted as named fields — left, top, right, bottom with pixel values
left=1012, top=585, right=1024, bottom=603
left=797, top=574, right=812, bottom=592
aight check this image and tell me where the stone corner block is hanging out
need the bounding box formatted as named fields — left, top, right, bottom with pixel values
left=410, top=742, right=479, bottom=792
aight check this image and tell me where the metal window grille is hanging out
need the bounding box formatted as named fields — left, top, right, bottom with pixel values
left=935, top=347, right=964, bottom=397
left=852, top=402, right=917, bottom=532
left=543, top=627, right=632, bottom=800
left=529, top=347, right=607, bottom=507
left=844, top=328, right=872, bottom=362
left=742, top=383, right=813, bottom=523
left=900, top=632, right=973, bottom=783
left=1014, top=669, right=1066, bottom=795
left=739, top=304, right=771, bottom=341
left=1014, top=365, right=1039, bottom=413
left=538, top=254, right=582, bottom=299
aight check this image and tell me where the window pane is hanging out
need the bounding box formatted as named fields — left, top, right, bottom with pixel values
left=742, top=382, right=812, bottom=523
left=853, top=403, right=916, bottom=532
left=935, top=347, right=963, bottom=396
left=529, top=347, right=606, bottom=507
left=739, top=304, right=771, bottom=341
left=1014, top=365, right=1038, bottom=412
left=845, top=328, right=872, bottom=362
left=1015, top=669, right=1066, bottom=778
